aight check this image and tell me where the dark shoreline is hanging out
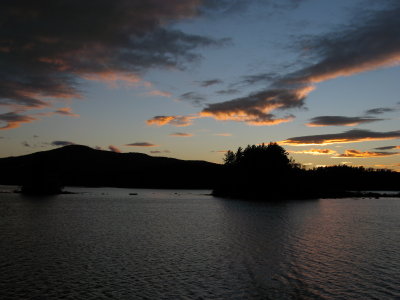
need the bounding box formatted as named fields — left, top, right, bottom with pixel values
left=212, top=189, right=400, bottom=200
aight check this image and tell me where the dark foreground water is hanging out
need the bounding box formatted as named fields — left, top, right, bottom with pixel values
left=0, top=186, right=399, bottom=299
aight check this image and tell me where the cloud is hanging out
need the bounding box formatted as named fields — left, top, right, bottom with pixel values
left=108, top=145, right=121, bottom=153
left=51, top=141, right=76, bottom=147
left=150, top=150, right=171, bottom=154
left=198, top=79, right=223, bottom=87
left=216, top=89, right=240, bottom=95
left=0, top=112, right=37, bottom=129
left=126, top=142, right=158, bottom=147
left=169, top=132, right=193, bottom=137
left=201, top=3, right=400, bottom=125
left=179, top=92, right=206, bottom=106
left=239, top=72, right=277, bottom=86
left=200, top=0, right=303, bottom=19
left=365, top=107, right=397, bottom=115
left=214, top=133, right=232, bottom=136
left=200, top=86, right=309, bottom=125
left=145, top=90, right=172, bottom=98
left=335, top=150, right=400, bottom=158
left=146, top=115, right=196, bottom=127
left=0, top=0, right=227, bottom=128
left=374, top=163, right=400, bottom=170
left=53, top=107, right=79, bottom=117
left=374, top=145, right=400, bottom=150
left=282, top=129, right=400, bottom=146
left=290, top=148, right=338, bottom=155
left=306, top=116, right=383, bottom=127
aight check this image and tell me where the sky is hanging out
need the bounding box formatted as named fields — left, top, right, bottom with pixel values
left=1, top=0, right=399, bottom=171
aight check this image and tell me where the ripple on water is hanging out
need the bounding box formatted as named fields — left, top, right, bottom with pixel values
left=0, top=189, right=399, bottom=299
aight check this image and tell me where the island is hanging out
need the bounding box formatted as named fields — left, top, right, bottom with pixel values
left=213, top=143, right=400, bottom=200
left=0, top=144, right=399, bottom=199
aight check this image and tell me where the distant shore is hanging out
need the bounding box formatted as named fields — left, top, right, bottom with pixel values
left=212, top=189, right=400, bottom=200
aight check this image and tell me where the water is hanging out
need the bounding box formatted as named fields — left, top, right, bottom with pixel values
left=1, top=186, right=399, bottom=299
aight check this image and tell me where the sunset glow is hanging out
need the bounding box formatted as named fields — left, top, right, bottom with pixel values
left=1, top=0, right=399, bottom=171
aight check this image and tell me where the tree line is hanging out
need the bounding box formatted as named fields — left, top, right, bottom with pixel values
left=213, top=142, right=399, bottom=199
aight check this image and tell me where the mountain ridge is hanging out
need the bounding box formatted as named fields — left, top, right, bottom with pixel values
left=0, top=145, right=222, bottom=189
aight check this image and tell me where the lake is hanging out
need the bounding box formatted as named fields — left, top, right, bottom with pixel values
left=0, top=186, right=399, bottom=299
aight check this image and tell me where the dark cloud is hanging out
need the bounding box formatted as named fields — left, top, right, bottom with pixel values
left=22, top=141, right=31, bottom=148
left=108, top=145, right=121, bottom=153
left=198, top=79, right=223, bottom=87
left=365, top=107, right=396, bottom=115
left=216, top=89, right=240, bottom=95
left=201, top=0, right=302, bottom=17
left=150, top=150, right=171, bottom=154
left=307, top=116, right=383, bottom=127
left=0, top=0, right=227, bottom=128
left=169, top=132, right=193, bottom=137
left=282, top=129, right=400, bottom=145
left=201, top=3, right=400, bottom=125
left=0, top=112, right=37, bottom=129
left=239, top=72, right=277, bottom=86
left=374, top=145, right=400, bottom=150
left=336, top=149, right=400, bottom=158
left=180, top=92, right=206, bottom=106
left=126, top=142, right=158, bottom=147
left=51, top=140, right=76, bottom=147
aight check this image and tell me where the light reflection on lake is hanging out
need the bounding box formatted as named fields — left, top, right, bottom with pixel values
left=0, top=186, right=399, bottom=299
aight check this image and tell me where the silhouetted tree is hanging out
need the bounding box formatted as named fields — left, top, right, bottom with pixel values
left=218, top=142, right=301, bottom=199
left=223, top=150, right=236, bottom=165
left=223, top=142, right=295, bottom=171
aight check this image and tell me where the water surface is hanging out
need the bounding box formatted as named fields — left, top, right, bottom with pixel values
left=0, top=186, right=399, bottom=299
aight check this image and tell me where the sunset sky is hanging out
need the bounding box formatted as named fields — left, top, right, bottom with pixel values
left=1, top=0, right=399, bottom=170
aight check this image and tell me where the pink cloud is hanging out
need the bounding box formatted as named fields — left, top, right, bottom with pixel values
left=108, top=145, right=121, bottom=153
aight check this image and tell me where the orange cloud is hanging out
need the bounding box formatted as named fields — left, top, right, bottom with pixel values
left=53, top=107, right=79, bottom=117
left=213, top=133, right=232, bottom=136
left=146, top=115, right=196, bottom=127
left=200, top=86, right=311, bottom=126
left=290, top=148, right=338, bottom=155
left=108, top=145, right=121, bottom=153
left=126, top=142, right=159, bottom=147
left=145, top=90, right=172, bottom=97
left=0, top=112, right=37, bottom=130
left=374, top=163, right=400, bottom=171
left=1, top=0, right=224, bottom=129
left=199, top=7, right=400, bottom=126
left=334, top=149, right=400, bottom=158
left=82, top=71, right=150, bottom=88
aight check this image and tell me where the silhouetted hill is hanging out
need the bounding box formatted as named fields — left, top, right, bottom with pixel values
left=0, top=145, right=222, bottom=189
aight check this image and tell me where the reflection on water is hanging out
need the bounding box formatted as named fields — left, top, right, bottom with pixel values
left=0, top=187, right=399, bottom=299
